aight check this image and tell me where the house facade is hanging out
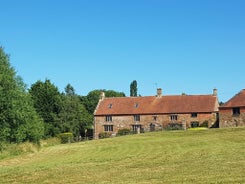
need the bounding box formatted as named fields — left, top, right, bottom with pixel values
left=94, top=89, right=219, bottom=139
left=219, top=89, right=245, bottom=128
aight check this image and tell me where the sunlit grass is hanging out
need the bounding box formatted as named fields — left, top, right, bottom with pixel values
left=0, top=127, right=244, bottom=183
left=188, top=127, right=208, bottom=131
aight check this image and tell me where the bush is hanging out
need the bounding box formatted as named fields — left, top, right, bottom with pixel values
left=57, top=132, right=74, bottom=144
left=117, top=128, right=131, bottom=136
left=200, top=121, right=209, bottom=127
left=166, top=123, right=183, bottom=130
left=191, top=121, right=199, bottom=128
left=99, top=132, right=112, bottom=139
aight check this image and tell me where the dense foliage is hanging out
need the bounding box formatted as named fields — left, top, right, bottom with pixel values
left=29, top=81, right=93, bottom=139
left=29, top=79, right=62, bottom=137
left=0, top=47, right=44, bottom=145
left=57, top=132, right=74, bottom=144
left=117, top=128, right=131, bottom=136
left=0, top=47, right=126, bottom=145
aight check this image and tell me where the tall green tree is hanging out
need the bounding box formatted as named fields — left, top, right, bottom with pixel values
left=0, top=47, right=44, bottom=143
left=81, top=90, right=102, bottom=115
left=58, top=84, right=93, bottom=138
left=0, top=47, right=15, bottom=143
left=130, top=80, right=138, bottom=97
left=11, top=85, right=44, bottom=143
left=29, top=79, right=62, bottom=137
left=65, top=83, right=75, bottom=96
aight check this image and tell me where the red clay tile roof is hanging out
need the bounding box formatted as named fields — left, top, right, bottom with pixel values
left=220, top=89, right=245, bottom=108
left=94, top=95, right=219, bottom=115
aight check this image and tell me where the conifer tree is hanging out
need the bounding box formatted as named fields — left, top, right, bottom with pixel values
left=130, top=80, right=138, bottom=97
left=29, top=79, right=62, bottom=137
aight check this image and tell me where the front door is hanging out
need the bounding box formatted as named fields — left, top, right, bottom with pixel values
left=150, top=123, right=155, bottom=131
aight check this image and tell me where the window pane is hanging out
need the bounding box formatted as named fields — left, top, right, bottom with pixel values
left=134, top=115, right=140, bottom=121
left=191, top=113, right=197, bottom=118
left=104, top=125, right=113, bottom=132
left=106, top=115, right=112, bottom=122
left=233, top=108, right=240, bottom=115
left=132, top=125, right=141, bottom=132
left=170, top=115, right=178, bottom=121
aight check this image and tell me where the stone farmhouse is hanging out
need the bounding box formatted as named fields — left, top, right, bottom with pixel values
left=94, top=89, right=219, bottom=139
left=219, top=89, right=245, bottom=128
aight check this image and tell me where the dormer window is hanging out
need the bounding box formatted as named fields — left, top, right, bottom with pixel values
left=108, top=104, right=113, bottom=108
left=135, top=103, right=139, bottom=108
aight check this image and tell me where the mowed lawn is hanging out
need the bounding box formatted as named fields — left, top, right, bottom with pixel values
left=0, top=127, right=244, bottom=184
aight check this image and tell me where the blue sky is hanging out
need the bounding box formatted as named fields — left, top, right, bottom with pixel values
left=0, top=0, right=244, bottom=102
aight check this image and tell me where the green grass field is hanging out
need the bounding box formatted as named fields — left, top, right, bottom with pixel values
left=0, top=127, right=244, bottom=184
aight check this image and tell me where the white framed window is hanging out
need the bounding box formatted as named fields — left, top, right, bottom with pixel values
left=134, top=115, right=140, bottom=121
left=104, top=125, right=113, bottom=132
left=132, top=125, right=141, bottom=132
left=170, top=115, right=178, bottom=121
left=105, top=115, right=112, bottom=122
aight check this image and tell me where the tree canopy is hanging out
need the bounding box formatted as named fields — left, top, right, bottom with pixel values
left=59, top=84, right=93, bottom=138
left=29, top=79, right=62, bottom=137
left=81, top=89, right=125, bottom=115
left=0, top=47, right=44, bottom=144
left=0, top=46, right=128, bottom=144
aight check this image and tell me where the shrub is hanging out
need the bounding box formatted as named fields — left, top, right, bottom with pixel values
left=57, top=132, right=74, bottom=144
left=99, top=132, right=112, bottom=139
left=117, top=128, right=131, bottom=136
left=191, top=121, right=199, bottom=128
left=200, top=121, right=209, bottom=127
left=166, top=123, right=183, bottom=130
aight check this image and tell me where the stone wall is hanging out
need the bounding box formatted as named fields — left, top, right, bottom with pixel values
left=94, top=112, right=218, bottom=139
left=219, top=107, right=245, bottom=128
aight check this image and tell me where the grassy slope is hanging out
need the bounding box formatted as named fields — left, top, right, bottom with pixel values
left=0, top=127, right=244, bottom=184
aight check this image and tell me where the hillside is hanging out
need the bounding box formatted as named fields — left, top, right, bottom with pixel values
left=0, top=127, right=244, bottom=184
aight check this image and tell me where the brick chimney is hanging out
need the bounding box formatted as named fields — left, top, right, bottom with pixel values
left=213, top=88, right=217, bottom=96
left=100, top=91, right=105, bottom=100
left=157, top=88, right=162, bottom=97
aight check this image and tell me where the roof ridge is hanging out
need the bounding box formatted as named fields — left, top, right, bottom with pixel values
left=221, top=89, right=245, bottom=107
left=104, top=94, right=215, bottom=99
left=95, top=94, right=218, bottom=115
left=104, top=96, right=155, bottom=99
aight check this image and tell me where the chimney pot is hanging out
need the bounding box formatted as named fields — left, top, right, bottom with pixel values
left=100, top=91, right=105, bottom=100
left=157, top=88, right=162, bottom=97
left=213, top=88, right=217, bottom=96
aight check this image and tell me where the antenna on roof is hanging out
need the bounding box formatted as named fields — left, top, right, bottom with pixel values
left=153, top=83, right=158, bottom=95
left=153, top=83, right=158, bottom=90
